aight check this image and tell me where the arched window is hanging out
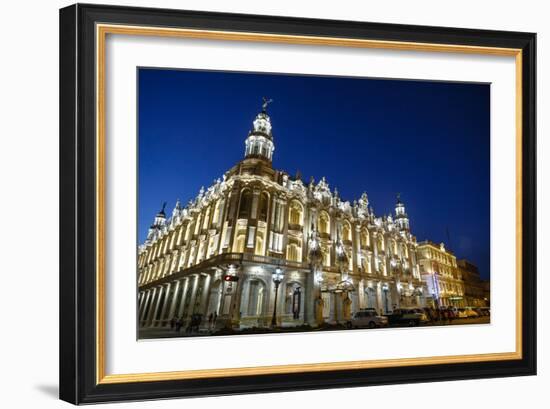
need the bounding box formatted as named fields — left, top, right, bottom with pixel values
left=318, top=211, right=330, bottom=235
left=196, top=242, right=206, bottom=264
left=202, top=206, right=211, bottom=229
left=212, top=200, right=221, bottom=225
left=184, top=222, right=192, bottom=241
left=402, top=243, right=408, bottom=258
left=288, top=200, right=304, bottom=226
left=361, top=229, right=370, bottom=247
left=194, top=215, right=201, bottom=235
left=247, top=280, right=265, bottom=316
left=206, top=280, right=223, bottom=317
left=286, top=244, right=297, bottom=261
left=286, top=241, right=302, bottom=262
left=235, top=235, right=245, bottom=253
left=255, top=231, right=265, bottom=256
left=238, top=190, right=252, bottom=219
left=342, top=221, right=352, bottom=242
left=377, top=236, right=385, bottom=252
left=258, top=192, right=269, bottom=222
left=207, top=236, right=216, bottom=258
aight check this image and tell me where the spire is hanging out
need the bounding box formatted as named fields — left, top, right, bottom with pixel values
left=158, top=201, right=167, bottom=216
left=244, top=98, right=275, bottom=162
left=172, top=199, right=182, bottom=218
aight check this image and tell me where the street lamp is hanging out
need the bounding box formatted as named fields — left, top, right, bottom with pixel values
left=271, top=267, right=284, bottom=327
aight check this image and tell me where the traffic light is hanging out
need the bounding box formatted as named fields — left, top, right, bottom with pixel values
left=224, top=274, right=239, bottom=282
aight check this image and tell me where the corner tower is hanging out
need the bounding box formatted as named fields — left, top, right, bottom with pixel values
left=394, top=193, right=410, bottom=231
left=244, top=97, right=275, bottom=162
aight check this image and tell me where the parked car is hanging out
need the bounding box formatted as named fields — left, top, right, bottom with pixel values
left=464, top=307, right=479, bottom=318
left=478, top=307, right=491, bottom=316
left=454, top=308, right=468, bottom=318
left=385, top=308, right=429, bottom=326
left=350, top=310, right=388, bottom=329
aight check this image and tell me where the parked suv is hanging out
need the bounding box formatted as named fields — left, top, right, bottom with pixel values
left=350, top=310, right=388, bottom=329
left=385, top=308, right=429, bottom=326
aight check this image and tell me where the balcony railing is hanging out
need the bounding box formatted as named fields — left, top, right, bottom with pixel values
left=139, top=251, right=425, bottom=290
left=287, top=223, right=303, bottom=232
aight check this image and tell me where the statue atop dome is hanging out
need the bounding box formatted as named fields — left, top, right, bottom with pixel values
left=262, top=96, right=273, bottom=112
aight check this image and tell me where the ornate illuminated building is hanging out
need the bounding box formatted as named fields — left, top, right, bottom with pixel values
left=137, top=100, right=428, bottom=332
left=417, top=241, right=465, bottom=307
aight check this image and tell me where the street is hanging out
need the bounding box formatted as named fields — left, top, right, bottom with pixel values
left=139, top=316, right=490, bottom=339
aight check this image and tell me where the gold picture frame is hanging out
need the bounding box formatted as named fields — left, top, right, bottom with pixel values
left=60, top=4, right=536, bottom=404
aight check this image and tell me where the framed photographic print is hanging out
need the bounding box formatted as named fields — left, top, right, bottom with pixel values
left=59, top=3, right=536, bottom=404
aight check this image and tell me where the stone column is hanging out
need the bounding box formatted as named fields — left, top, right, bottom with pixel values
left=358, top=280, right=365, bottom=309
left=137, top=291, right=144, bottom=311
left=145, top=287, right=159, bottom=326
left=157, top=283, right=172, bottom=326
left=225, top=186, right=241, bottom=253
left=187, top=275, right=200, bottom=316
left=177, top=278, right=191, bottom=317
left=137, top=292, right=146, bottom=322
left=239, top=279, right=250, bottom=318
left=217, top=194, right=231, bottom=254
left=150, top=286, right=165, bottom=327
left=353, top=226, right=360, bottom=271
left=376, top=282, right=384, bottom=315
left=229, top=268, right=244, bottom=328
left=268, top=195, right=278, bottom=252
left=280, top=199, right=289, bottom=255
left=391, top=283, right=400, bottom=310
left=199, top=274, right=212, bottom=316
left=139, top=290, right=151, bottom=323
left=373, top=233, right=379, bottom=274
left=329, top=292, right=337, bottom=323
left=305, top=265, right=321, bottom=327
left=168, top=280, right=182, bottom=319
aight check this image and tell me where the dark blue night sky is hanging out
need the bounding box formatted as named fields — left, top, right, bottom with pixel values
left=138, top=68, right=490, bottom=279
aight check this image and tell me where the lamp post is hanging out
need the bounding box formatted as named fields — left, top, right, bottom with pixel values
left=271, top=267, right=284, bottom=327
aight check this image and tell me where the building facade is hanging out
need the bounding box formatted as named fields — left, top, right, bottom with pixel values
left=417, top=241, right=465, bottom=307
left=457, top=259, right=489, bottom=307
left=137, top=103, right=428, bottom=332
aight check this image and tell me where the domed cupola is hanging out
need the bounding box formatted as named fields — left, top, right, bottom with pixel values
left=153, top=202, right=167, bottom=227
left=146, top=202, right=167, bottom=241
left=244, top=97, right=275, bottom=162
left=394, top=193, right=410, bottom=231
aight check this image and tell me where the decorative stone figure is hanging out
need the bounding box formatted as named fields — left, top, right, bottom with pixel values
left=342, top=293, right=352, bottom=322
left=314, top=295, right=325, bottom=326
